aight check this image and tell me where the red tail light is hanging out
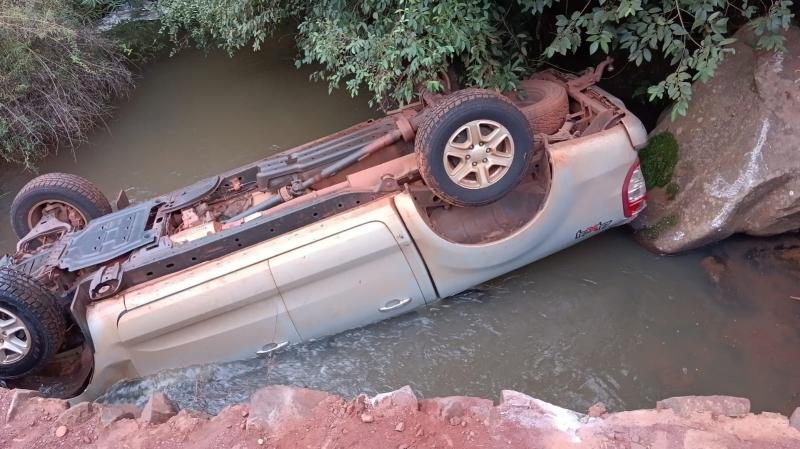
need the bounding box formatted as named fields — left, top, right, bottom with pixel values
left=622, top=160, right=646, bottom=217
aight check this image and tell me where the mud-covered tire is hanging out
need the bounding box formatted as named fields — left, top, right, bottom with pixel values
left=515, top=79, right=569, bottom=135
left=0, top=268, right=65, bottom=379
left=11, top=173, right=112, bottom=238
left=415, top=89, right=535, bottom=207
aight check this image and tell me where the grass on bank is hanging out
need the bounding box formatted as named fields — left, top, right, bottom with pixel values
left=0, top=0, right=133, bottom=168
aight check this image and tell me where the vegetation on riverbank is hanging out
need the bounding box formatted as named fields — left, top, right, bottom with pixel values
left=0, top=1, right=794, bottom=167
left=639, top=213, right=678, bottom=240
left=156, top=0, right=795, bottom=115
left=0, top=0, right=132, bottom=168
left=639, top=132, right=679, bottom=189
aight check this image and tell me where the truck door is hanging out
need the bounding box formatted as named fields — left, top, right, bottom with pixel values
left=269, top=221, right=426, bottom=340
left=117, top=256, right=300, bottom=376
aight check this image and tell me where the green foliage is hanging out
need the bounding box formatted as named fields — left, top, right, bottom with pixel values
left=542, top=0, right=794, bottom=119
left=155, top=0, right=794, bottom=113
left=665, top=181, right=680, bottom=200
left=639, top=132, right=679, bottom=188
left=157, top=0, right=529, bottom=107
left=76, top=0, right=124, bottom=15
left=639, top=213, right=677, bottom=239
left=106, top=19, right=169, bottom=62
left=157, top=0, right=299, bottom=53
left=0, top=0, right=132, bottom=167
left=296, top=1, right=530, bottom=106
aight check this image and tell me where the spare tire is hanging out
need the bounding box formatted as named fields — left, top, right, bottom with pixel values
left=511, top=79, right=569, bottom=135
left=415, top=89, right=535, bottom=207
left=11, top=173, right=112, bottom=238
left=0, top=268, right=65, bottom=379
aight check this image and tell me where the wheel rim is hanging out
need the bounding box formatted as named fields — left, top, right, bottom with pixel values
left=443, top=119, right=515, bottom=189
left=0, top=307, right=31, bottom=365
left=27, top=200, right=87, bottom=230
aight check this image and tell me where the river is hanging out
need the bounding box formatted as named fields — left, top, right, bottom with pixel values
left=1, top=46, right=798, bottom=416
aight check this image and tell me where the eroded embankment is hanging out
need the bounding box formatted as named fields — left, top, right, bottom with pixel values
left=1, top=386, right=799, bottom=448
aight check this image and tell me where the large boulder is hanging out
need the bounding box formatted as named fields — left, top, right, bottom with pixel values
left=632, top=25, right=800, bottom=253
left=246, top=385, right=332, bottom=431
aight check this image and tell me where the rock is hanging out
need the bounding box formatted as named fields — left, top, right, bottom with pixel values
left=588, top=402, right=607, bottom=418
left=41, top=398, right=70, bottom=418
left=395, top=421, right=405, bottom=432
left=247, top=385, right=331, bottom=430
left=57, top=402, right=94, bottom=427
left=420, top=396, right=493, bottom=423
left=790, top=407, right=800, bottom=431
left=497, top=390, right=584, bottom=439
left=5, top=389, right=41, bottom=421
left=656, top=395, right=750, bottom=417
left=500, top=390, right=535, bottom=408
left=5, top=392, right=69, bottom=423
left=631, top=24, right=800, bottom=253
left=700, top=256, right=727, bottom=284
left=360, top=413, right=374, bottom=423
left=140, top=392, right=179, bottom=425
left=398, top=444, right=409, bottom=449
left=100, top=403, right=141, bottom=427
left=169, top=409, right=210, bottom=432
left=370, top=386, right=418, bottom=411
left=55, top=425, right=68, bottom=438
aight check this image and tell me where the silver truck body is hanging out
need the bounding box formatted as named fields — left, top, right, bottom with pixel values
left=76, top=104, right=647, bottom=400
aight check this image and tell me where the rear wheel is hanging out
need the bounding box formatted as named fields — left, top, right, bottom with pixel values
left=11, top=173, right=112, bottom=238
left=415, top=89, right=535, bottom=207
left=0, top=268, right=65, bottom=379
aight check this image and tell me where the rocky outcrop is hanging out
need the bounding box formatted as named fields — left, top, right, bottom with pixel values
left=140, top=391, right=179, bottom=424
left=246, top=385, right=333, bottom=431
left=1, top=386, right=799, bottom=448
left=632, top=24, right=800, bottom=253
left=656, top=395, right=751, bottom=418
left=99, top=403, right=140, bottom=427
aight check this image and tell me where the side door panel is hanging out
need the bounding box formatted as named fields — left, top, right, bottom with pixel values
left=117, top=259, right=299, bottom=375
left=270, top=221, right=425, bottom=340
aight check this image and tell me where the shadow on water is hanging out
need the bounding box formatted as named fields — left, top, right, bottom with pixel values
left=1, top=43, right=797, bottom=416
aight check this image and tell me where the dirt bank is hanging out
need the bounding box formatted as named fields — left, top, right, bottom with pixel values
left=2, top=385, right=799, bottom=448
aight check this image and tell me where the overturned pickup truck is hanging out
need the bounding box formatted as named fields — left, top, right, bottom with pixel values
left=0, top=61, right=647, bottom=400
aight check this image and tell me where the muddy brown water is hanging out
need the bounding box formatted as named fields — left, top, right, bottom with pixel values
left=1, top=47, right=798, bottom=416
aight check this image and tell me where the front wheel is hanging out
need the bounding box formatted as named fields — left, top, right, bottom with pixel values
left=0, top=268, right=66, bottom=379
left=10, top=173, right=112, bottom=238
left=415, top=89, right=535, bottom=207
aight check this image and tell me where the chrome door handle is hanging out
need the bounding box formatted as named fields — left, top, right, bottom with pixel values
left=379, top=297, right=412, bottom=312
left=256, top=341, right=288, bottom=357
